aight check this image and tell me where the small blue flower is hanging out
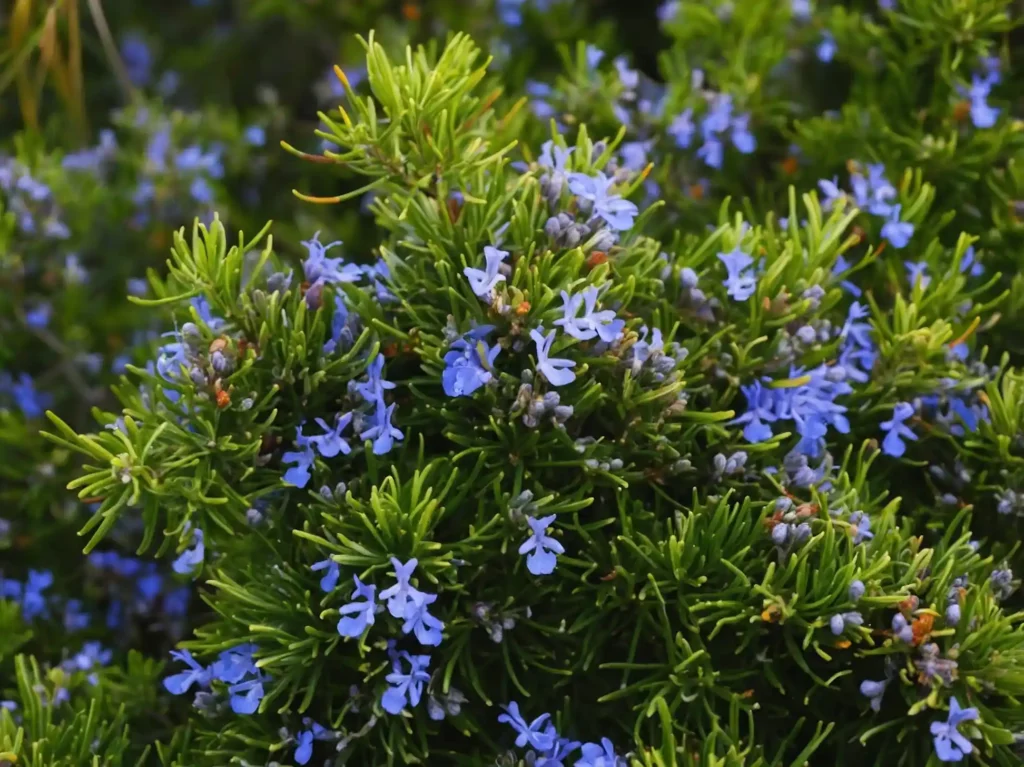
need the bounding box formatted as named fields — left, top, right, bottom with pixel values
left=959, top=246, right=984, bottom=276
left=946, top=603, right=961, bottom=626
left=25, top=302, right=52, bottom=329
left=567, top=172, right=638, bottom=231
left=963, top=74, right=999, bottom=129
left=881, top=205, right=914, bottom=249
left=464, top=246, right=508, bottom=300
left=443, top=329, right=501, bottom=398
left=244, top=125, right=266, bottom=146
left=63, top=599, right=90, bottom=631
left=553, top=286, right=624, bottom=343
left=381, top=652, right=431, bottom=715
left=697, top=134, right=724, bottom=169
left=904, top=261, right=930, bottom=288
left=401, top=592, right=444, bottom=646
left=379, top=558, right=426, bottom=619
left=210, top=645, right=258, bottom=684
left=282, top=438, right=316, bottom=488
left=717, top=246, right=757, bottom=301
left=498, top=701, right=555, bottom=752
left=530, top=328, right=577, bottom=387
left=519, top=514, right=564, bottom=575
left=880, top=402, right=917, bottom=458
left=360, top=395, right=404, bottom=455
left=293, top=721, right=329, bottom=765
left=228, top=676, right=266, bottom=715
left=732, top=381, right=778, bottom=442
left=171, top=528, right=204, bottom=576
left=816, top=32, right=837, bottom=63
left=730, top=113, right=756, bottom=154
left=576, top=737, right=627, bottom=766
left=311, top=558, right=340, bottom=593
left=120, top=34, right=152, bottom=87
left=337, top=576, right=378, bottom=637
left=849, top=580, right=866, bottom=601
left=539, top=141, right=574, bottom=172
left=849, top=511, right=873, bottom=544
left=930, top=697, right=978, bottom=762
left=163, top=649, right=211, bottom=695
left=301, top=232, right=362, bottom=288
left=308, top=413, right=353, bottom=458
left=353, top=354, right=396, bottom=404
left=668, top=109, right=695, bottom=148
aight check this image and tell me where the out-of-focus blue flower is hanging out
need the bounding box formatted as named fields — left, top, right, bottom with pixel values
left=816, top=32, right=837, bottom=63
left=668, top=109, right=695, bottom=148
left=881, top=205, right=914, bottom=249
left=962, top=73, right=999, bottom=129
left=244, top=125, right=266, bottom=146
left=120, top=34, right=152, bottom=87
left=959, top=246, right=984, bottom=277
left=849, top=511, right=873, bottom=544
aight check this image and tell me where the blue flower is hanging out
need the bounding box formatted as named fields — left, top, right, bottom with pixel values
left=401, top=592, right=444, bottom=646
left=733, top=381, right=778, bottom=442
left=324, top=294, right=359, bottom=354
left=930, top=698, right=978, bottom=762
left=818, top=177, right=844, bottom=211
left=668, top=109, right=695, bottom=148
left=539, top=141, right=574, bottom=172
left=443, top=329, right=501, bottom=397
left=880, top=402, right=917, bottom=457
left=293, top=721, right=329, bottom=765
left=816, top=32, right=837, bottom=63
left=208, top=645, right=258, bottom=685
left=730, top=113, right=756, bottom=154
left=849, top=511, right=873, bottom=544
left=697, top=134, right=724, bottom=169
left=531, top=328, right=577, bottom=387
left=189, top=177, right=213, bottom=204
left=717, top=246, right=757, bottom=301
left=959, top=246, right=984, bottom=276
left=381, top=652, right=431, bottom=714
left=311, top=558, right=340, bottom=593
left=163, top=649, right=211, bottom=695
left=63, top=599, right=90, bottom=631
left=464, top=245, right=508, bottom=299
left=498, top=701, right=555, bottom=752
left=120, top=34, right=152, bottom=87
left=171, top=528, right=204, bottom=576
left=567, top=172, right=638, bottom=231
left=301, top=232, right=362, bottom=288
left=849, top=580, right=866, bottom=601
left=964, top=74, right=999, bottom=129
left=576, top=737, right=627, bottom=766
left=244, top=125, right=266, bottom=146
left=553, top=286, right=624, bottom=342
left=25, top=302, right=52, bottom=329
left=519, top=514, right=564, bottom=575
left=860, top=678, right=888, bottom=712
left=228, top=676, right=266, bottom=715
left=891, top=613, right=914, bottom=643
left=308, top=413, right=353, bottom=458
left=283, top=435, right=316, bottom=488
left=1, top=373, right=52, bottom=419
left=881, top=205, right=914, bottom=249
left=379, top=558, right=427, bottom=619
left=353, top=354, right=396, bottom=404
left=337, top=576, right=378, bottom=637
left=360, top=395, right=404, bottom=455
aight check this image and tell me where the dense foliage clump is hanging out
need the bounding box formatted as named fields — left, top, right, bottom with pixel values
left=3, top=1, right=1024, bottom=765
